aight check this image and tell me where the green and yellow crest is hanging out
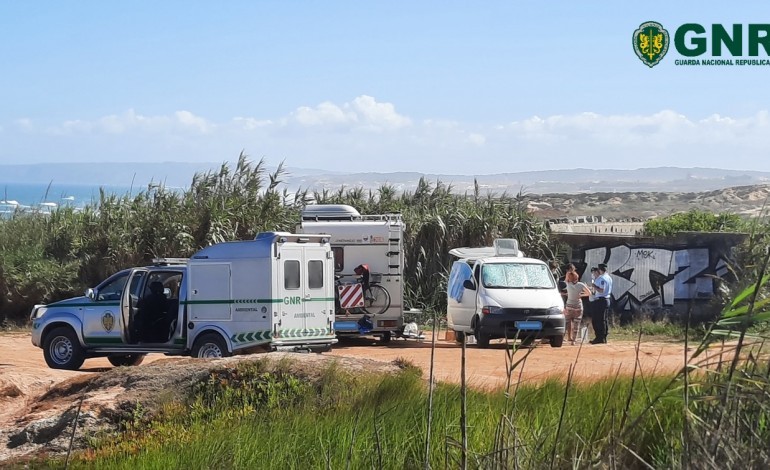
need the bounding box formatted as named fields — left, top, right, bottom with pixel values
left=633, top=21, right=669, bottom=67
left=102, top=311, right=115, bottom=332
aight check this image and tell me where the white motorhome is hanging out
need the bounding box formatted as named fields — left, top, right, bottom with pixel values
left=446, top=239, right=565, bottom=348
left=298, top=205, right=405, bottom=342
left=31, top=232, right=337, bottom=370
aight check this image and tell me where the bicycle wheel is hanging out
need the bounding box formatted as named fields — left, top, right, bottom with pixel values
left=363, top=284, right=391, bottom=315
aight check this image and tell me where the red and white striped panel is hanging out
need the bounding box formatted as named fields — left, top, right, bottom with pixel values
left=338, top=284, right=364, bottom=309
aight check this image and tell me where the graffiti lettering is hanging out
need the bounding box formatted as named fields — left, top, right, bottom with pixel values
left=577, top=244, right=728, bottom=311
left=635, top=250, right=656, bottom=260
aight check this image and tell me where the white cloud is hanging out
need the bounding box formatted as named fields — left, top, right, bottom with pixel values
left=466, top=133, right=486, bottom=146
left=232, top=117, right=273, bottom=130
left=289, top=95, right=410, bottom=131
left=14, top=118, right=33, bottom=132
left=293, top=101, right=355, bottom=127
left=6, top=101, right=770, bottom=173
left=175, top=111, right=213, bottom=133
left=349, top=95, right=411, bottom=130
left=45, top=109, right=213, bottom=135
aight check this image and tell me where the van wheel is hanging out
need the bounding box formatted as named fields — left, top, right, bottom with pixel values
left=474, top=321, right=490, bottom=349
left=192, top=333, right=231, bottom=359
left=454, top=331, right=466, bottom=344
left=379, top=331, right=392, bottom=344
left=108, top=354, right=146, bottom=367
left=550, top=335, right=564, bottom=348
left=43, top=327, right=86, bottom=370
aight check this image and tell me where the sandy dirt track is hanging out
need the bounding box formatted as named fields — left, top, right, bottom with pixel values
left=0, top=332, right=699, bottom=462
left=0, top=331, right=690, bottom=403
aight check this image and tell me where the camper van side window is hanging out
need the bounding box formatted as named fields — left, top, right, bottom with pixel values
left=331, top=247, right=344, bottom=272
left=308, top=260, right=323, bottom=289
left=284, top=260, right=300, bottom=289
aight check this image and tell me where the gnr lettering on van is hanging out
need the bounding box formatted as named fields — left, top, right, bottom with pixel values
left=284, top=296, right=302, bottom=305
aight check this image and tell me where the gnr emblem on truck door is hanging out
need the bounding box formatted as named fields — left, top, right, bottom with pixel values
left=102, top=312, right=115, bottom=332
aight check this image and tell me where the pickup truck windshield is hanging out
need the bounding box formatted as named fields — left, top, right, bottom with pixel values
left=482, top=263, right=554, bottom=289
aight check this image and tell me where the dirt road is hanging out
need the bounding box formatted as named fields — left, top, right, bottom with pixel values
left=1, top=332, right=689, bottom=403
left=0, top=332, right=698, bottom=462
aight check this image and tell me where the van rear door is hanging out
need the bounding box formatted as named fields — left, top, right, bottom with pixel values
left=277, top=244, right=334, bottom=339
left=303, top=246, right=334, bottom=336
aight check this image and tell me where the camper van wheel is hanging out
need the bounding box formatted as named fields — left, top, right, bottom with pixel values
left=473, top=321, right=490, bottom=349
left=549, top=335, right=564, bottom=348
left=379, top=331, right=392, bottom=344
left=108, top=354, right=146, bottom=367
left=43, top=326, right=86, bottom=370
left=192, top=333, right=231, bottom=359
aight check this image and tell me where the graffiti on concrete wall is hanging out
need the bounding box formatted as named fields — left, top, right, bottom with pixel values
left=579, top=245, right=731, bottom=310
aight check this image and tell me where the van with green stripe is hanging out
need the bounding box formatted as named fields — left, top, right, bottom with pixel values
left=31, top=232, right=337, bottom=370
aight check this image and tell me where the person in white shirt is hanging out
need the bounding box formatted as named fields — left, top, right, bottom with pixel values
left=589, top=263, right=613, bottom=344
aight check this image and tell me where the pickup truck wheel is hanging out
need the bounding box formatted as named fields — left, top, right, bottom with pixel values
left=550, top=335, right=564, bottom=348
left=43, top=327, right=86, bottom=370
left=192, top=333, right=231, bottom=359
left=474, top=320, right=490, bottom=349
left=108, top=354, right=146, bottom=367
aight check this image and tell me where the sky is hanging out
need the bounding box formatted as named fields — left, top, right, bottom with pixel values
left=1, top=1, right=770, bottom=175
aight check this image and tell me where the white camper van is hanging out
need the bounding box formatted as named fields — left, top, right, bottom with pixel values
left=298, top=205, right=405, bottom=342
left=446, top=239, right=565, bottom=348
left=31, top=232, right=338, bottom=370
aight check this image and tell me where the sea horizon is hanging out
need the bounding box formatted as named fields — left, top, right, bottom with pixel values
left=0, top=182, right=139, bottom=212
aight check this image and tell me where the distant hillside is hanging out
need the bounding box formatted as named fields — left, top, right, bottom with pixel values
left=1, top=163, right=769, bottom=195
left=302, top=167, right=770, bottom=194
left=526, top=184, right=770, bottom=221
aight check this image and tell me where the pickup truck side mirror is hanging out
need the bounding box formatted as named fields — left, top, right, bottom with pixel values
left=463, top=279, right=476, bottom=290
left=85, top=288, right=96, bottom=300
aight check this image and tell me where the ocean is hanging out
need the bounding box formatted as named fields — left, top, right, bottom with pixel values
left=0, top=182, right=135, bottom=215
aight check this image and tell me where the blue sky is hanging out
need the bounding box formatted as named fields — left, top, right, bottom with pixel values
left=1, top=1, right=769, bottom=174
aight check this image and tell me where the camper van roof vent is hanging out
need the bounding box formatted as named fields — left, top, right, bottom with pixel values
left=493, top=239, right=521, bottom=257
left=301, top=204, right=361, bottom=221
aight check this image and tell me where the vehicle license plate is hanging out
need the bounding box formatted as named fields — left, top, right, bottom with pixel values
left=515, top=321, right=542, bottom=330
left=334, top=321, right=359, bottom=331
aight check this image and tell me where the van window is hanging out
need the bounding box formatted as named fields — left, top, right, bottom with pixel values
left=331, top=247, right=344, bottom=272
left=308, top=260, right=323, bottom=289
left=129, top=271, right=147, bottom=297
left=97, top=272, right=129, bottom=301
left=284, top=260, right=300, bottom=289
left=482, top=263, right=554, bottom=289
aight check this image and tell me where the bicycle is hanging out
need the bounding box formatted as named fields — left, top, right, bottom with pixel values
left=361, top=274, right=391, bottom=315
left=335, top=265, right=391, bottom=315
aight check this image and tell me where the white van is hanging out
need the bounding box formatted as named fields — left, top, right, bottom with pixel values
left=31, top=232, right=338, bottom=370
left=446, top=239, right=565, bottom=348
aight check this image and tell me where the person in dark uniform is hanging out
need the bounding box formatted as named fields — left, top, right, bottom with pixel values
left=136, top=281, right=168, bottom=342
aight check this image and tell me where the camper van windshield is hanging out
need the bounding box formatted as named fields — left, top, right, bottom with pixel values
left=482, top=263, right=554, bottom=289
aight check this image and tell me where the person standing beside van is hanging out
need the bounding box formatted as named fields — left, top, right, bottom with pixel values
left=589, top=263, right=612, bottom=344
left=564, top=271, right=590, bottom=345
